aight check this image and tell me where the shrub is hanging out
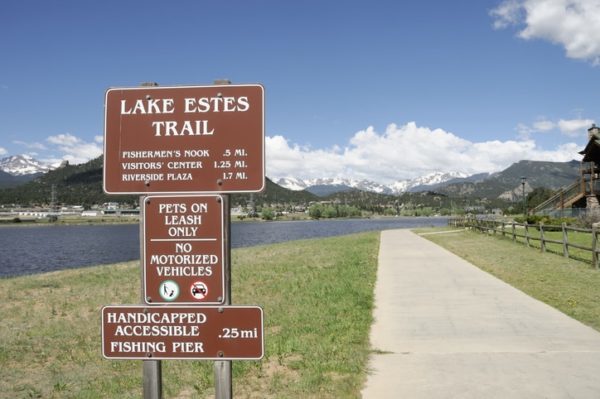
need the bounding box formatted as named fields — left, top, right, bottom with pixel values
left=261, top=208, right=275, bottom=221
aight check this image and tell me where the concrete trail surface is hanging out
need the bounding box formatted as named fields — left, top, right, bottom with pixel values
left=361, top=229, right=600, bottom=399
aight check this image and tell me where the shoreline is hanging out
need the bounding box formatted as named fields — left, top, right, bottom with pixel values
left=0, top=213, right=450, bottom=227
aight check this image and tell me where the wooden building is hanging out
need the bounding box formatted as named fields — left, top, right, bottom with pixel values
left=578, top=124, right=600, bottom=210
left=533, top=125, right=600, bottom=215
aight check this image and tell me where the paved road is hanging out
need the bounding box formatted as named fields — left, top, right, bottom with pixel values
left=362, top=229, right=600, bottom=399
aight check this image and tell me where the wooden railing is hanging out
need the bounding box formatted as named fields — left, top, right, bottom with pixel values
left=533, top=176, right=600, bottom=215
left=532, top=179, right=583, bottom=214
left=448, top=217, right=600, bottom=269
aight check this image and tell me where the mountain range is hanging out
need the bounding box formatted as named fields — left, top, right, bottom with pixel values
left=438, top=159, right=580, bottom=200
left=276, top=160, right=580, bottom=198
left=276, top=171, right=474, bottom=196
left=0, top=154, right=583, bottom=202
left=1, top=154, right=475, bottom=195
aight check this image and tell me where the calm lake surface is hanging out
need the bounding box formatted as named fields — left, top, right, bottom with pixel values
left=0, top=217, right=447, bottom=277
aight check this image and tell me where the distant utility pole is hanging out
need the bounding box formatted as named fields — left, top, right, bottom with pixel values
left=48, top=184, right=59, bottom=222
left=521, top=176, right=527, bottom=219
left=50, top=184, right=57, bottom=211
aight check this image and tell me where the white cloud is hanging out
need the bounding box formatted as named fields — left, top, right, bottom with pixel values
left=516, top=123, right=534, bottom=139
left=533, top=120, right=555, bottom=131
left=266, top=135, right=347, bottom=178
left=13, top=140, right=47, bottom=151
left=266, top=122, right=581, bottom=184
left=491, top=0, right=600, bottom=64
left=0, top=147, right=7, bottom=156
left=518, top=119, right=555, bottom=139
left=47, top=133, right=80, bottom=146
left=491, top=0, right=523, bottom=29
left=516, top=117, right=593, bottom=138
left=44, top=133, right=103, bottom=165
left=558, top=118, right=595, bottom=136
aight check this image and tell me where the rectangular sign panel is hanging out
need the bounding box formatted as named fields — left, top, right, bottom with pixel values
left=143, top=195, right=224, bottom=305
left=103, top=84, right=264, bottom=194
left=102, top=305, right=264, bottom=360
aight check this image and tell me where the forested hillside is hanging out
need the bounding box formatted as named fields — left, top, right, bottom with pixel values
left=0, top=156, right=318, bottom=208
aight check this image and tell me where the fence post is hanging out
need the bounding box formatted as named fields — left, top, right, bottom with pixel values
left=512, top=222, right=516, bottom=243
left=502, top=222, right=506, bottom=238
left=539, top=222, right=545, bottom=253
left=593, top=225, right=598, bottom=269
left=525, top=223, right=530, bottom=247
left=562, top=222, right=569, bottom=259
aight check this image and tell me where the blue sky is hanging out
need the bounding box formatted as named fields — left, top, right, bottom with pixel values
left=1, top=0, right=599, bottom=183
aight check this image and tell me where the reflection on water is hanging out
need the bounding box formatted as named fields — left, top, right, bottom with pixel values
left=0, top=217, right=447, bottom=277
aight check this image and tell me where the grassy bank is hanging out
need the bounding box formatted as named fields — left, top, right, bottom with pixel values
left=416, top=227, right=600, bottom=332
left=0, top=232, right=379, bottom=399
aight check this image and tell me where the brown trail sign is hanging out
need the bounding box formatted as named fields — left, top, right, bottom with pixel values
left=143, top=195, right=224, bottom=304
left=103, top=84, right=264, bottom=194
left=102, top=305, right=264, bottom=360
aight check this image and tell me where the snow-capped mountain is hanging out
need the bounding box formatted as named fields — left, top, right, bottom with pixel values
left=275, top=177, right=309, bottom=191
left=0, top=155, right=53, bottom=176
left=275, top=171, right=471, bottom=196
left=403, top=171, right=469, bottom=192
left=409, top=171, right=467, bottom=187
left=275, top=177, right=394, bottom=195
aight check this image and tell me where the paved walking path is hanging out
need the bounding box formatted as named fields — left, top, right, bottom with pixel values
left=361, top=229, right=600, bottom=399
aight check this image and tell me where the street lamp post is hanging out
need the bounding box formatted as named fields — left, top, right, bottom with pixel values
left=521, top=176, right=527, bottom=219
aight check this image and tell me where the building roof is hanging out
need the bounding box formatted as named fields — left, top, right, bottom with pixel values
left=579, top=127, right=600, bottom=163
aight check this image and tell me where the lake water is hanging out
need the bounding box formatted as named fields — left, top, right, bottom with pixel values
left=0, top=217, right=447, bottom=277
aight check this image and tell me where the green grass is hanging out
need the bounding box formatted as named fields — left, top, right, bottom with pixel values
left=417, top=227, right=600, bottom=332
left=448, top=223, right=592, bottom=263
left=517, top=227, right=594, bottom=263
left=455, top=222, right=598, bottom=264
left=0, top=232, right=379, bottom=399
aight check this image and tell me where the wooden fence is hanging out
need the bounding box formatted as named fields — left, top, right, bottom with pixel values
left=448, top=217, right=600, bottom=269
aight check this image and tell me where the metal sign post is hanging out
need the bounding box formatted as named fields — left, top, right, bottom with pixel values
left=214, top=194, right=232, bottom=399
left=140, top=196, right=163, bottom=399
left=143, top=360, right=162, bottom=399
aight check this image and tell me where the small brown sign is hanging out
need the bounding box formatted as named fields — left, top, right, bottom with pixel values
left=102, top=305, right=263, bottom=360
left=103, top=84, right=264, bottom=194
left=143, top=195, right=224, bottom=304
